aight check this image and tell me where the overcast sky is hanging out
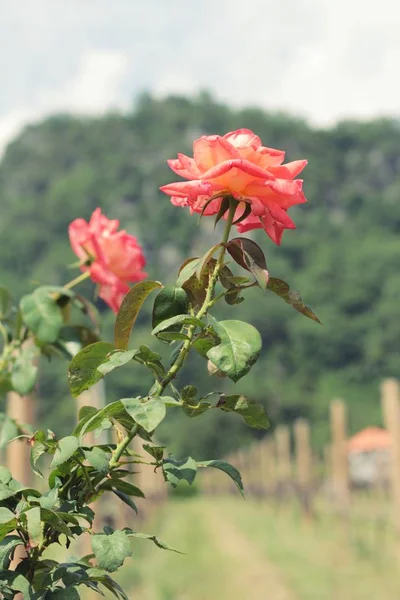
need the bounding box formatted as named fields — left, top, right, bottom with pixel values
left=1, top=0, right=399, bottom=154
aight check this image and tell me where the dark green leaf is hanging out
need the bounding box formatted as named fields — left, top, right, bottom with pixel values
left=0, top=536, right=22, bottom=569
left=206, top=317, right=262, bottom=382
left=47, top=587, right=80, bottom=599
left=267, top=277, right=321, bottom=324
left=91, top=530, right=132, bottom=572
left=197, top=460, right=244, bottom=497
left=214, top=196, right=231, bottom=228
left=217, top=394, right=270, bottom=430
left=152, top=286, right=189, bottom=331
left=162, top=456, right=197, bottom=487
left=67, top=341, right=115, bottom=397
left=114, top=281, right=162, bottom=350
left=142, top=444, right=165, bottom=461
left=112, top=490, right=138, bottom=514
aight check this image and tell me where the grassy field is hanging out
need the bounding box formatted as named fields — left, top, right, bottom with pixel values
left=101, top=494, right=400, bottom=600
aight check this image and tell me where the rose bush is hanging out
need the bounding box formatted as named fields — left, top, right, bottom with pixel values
left=69, top=208, right=147, bottom=312
left=160, top=128, right=308, bottom=244
left=0, top=128, right=319, bottom=598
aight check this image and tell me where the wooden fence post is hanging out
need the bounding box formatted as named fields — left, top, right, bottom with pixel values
left=294, top=418, right=313, bottom=518
left=6, top=390, right=36, bottom=579
left=381, top=378, right=400, bottom=532
left=330, top=399, right=350, bottom=512
left=259, top=437, right=277, bottom=497
left=275, top=425, right=291, bottom=497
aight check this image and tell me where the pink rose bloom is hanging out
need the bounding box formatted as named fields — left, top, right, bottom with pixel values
left=69, top=208, right=147, bottom=312
left=160, top=128, right=308, bottom=244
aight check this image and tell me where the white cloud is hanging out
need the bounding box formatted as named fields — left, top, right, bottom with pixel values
left=1, top=0, right=400, bottom=154
left=0, top=49, right=129, bottom=154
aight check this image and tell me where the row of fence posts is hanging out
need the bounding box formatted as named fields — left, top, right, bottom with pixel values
left=202, top=378, right=400, bottom=532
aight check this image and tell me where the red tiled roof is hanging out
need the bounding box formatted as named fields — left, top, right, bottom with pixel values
left=348, top=427, right=391, bottom=453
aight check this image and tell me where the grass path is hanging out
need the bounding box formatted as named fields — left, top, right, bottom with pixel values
left=109, top=495, right=400, bottom=599
left=208, top=506, right=296, bottom=600
left=115, top=498, right=296, bottom=600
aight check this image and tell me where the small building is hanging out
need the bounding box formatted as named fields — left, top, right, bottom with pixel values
left=348, top=427, right=391, bottom=487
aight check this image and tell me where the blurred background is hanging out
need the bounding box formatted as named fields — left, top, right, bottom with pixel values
left=1, top=1, right=400, bottom=598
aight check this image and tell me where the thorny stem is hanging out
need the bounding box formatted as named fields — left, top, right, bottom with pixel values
left=109, top=201, right=236, bottom=468
left=109, top=423, right=139, bottom=468
left=153, top=200, right=236, bottom=395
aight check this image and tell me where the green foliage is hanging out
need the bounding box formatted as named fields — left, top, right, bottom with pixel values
left=207, top=318, right=262, bottom=382
left=114, top=281, right=162, bottom=349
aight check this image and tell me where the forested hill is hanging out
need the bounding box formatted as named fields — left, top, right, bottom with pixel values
left=1, top=93, right=400, bottom=456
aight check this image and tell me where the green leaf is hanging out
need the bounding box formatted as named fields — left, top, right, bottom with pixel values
left=217, top=394, right=270, bottom=430
left=142, top=444, right=165, bottom=461
left=152, top=286, right=189, bottom=331
left=47, top=587, right=80, bottom=599
left=162, top=456, right=197, bottom=487
left=0, top=288, right=12, bottom=319
left=267, top=277, right=321, bottom=324
left=84, top=447, right=110, bottom=474
left=195, top=243, right=222, bottom=282
left=51, top=436, right=79, bottom=468
left=197, top=460, right=244, bottom=497
left=125, top=530, right=182, bottom=553
left=40, top=509, right=72, bottom=536
left=121, top=397, right=166, bottom=432
left=182, top=401, right=211, bottom=418
left=0, top=536, right=22, bottom=569
left=175, top=258, right=201, bottom=287
left=96, top=349, right=138, bottom=376
left=19, top=286, right=64, bottom=343
left=26, top=507, right=43, bottom=547
left=102, top=479, right=145, bottom=499
left=226, top=237, right=269, bottom=289
left=10, top=344, right=39, bottom=395
left=152, top=314, right=205, bottom=337
left=91, top=530, right=132, bottom=572
left=206, top=317, right=262, bottom=382
left=176, top=257, right=215, bottom=308
left=0, top=415, right=20, bottom=449
left=68, top=341, right=115, bottom=397
left=156, top=331, right=189, bottom=342
left=192, top=333, right=219, bottom=359
left=0, top=572, right=34, bottom=599
left=112, top=490, right=138, bottom=514
left=75, top=401, right=132, bottom=439
left=0, top=508, right=15, bottom=525
left=114, top=281, right=162, bottom=350
left=214, top=196, right=231, bottom=228
left=30, top=440, right=47, bottom=478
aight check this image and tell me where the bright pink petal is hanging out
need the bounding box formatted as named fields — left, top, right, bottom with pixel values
left=167, top=153, right=201, bottom=179
left=268, top=160, right=308, bottom=179
left=160, top=180, right=212, bottom=198
left=200, top=159, right=274, bottom=182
